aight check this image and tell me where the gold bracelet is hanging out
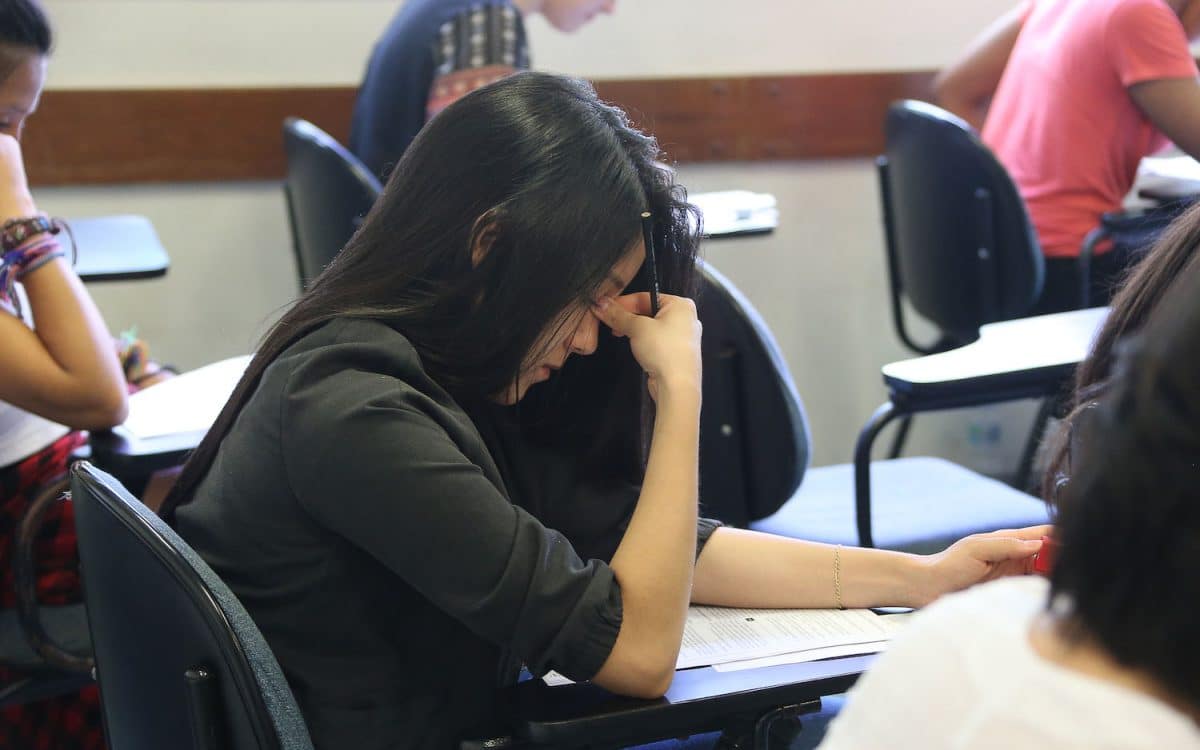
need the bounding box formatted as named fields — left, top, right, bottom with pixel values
left=834, top=544, right=845, bottom=610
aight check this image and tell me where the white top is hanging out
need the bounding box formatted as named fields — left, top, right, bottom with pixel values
left=818, top=577, right=1200, bottom=750
left=0, top=288, right=71, bottom=468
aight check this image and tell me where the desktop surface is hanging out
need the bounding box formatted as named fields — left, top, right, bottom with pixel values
left=505, top=654, right=872, bottom=747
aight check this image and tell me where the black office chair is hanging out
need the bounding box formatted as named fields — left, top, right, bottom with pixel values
left=879, top=99, right=1044, bottom=353
left=70, top=462, right=313, bottom=750
left=696, top=265, right=808, bottom=527
left=1, top=478, right=94, bottom=709
left=694, top=262, right=1049, bottom=552
left=877, top=99, right=1060, bottom=488
left=282, top=117, right=383, bottom=290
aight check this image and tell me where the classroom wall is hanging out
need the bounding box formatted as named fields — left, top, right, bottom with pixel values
left=37, top=0, right=1037, bottom=473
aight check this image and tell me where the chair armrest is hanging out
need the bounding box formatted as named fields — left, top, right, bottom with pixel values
left=880, top=307, right=1109, bottom=408
left=13, top=478, right=95, bottom=673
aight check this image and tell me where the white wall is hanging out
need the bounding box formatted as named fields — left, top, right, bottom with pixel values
left=36, top=0, right=1037, bottom=471
left=45, top=0, right=1015, bottom=87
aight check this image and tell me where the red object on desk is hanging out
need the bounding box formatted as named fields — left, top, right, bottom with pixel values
left=1033, top=535, right=1058, bottom=575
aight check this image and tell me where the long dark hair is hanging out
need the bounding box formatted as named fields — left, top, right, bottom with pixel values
left=1049, top=255, right=1200, bottom=710
left=1041, top=201, right=1200, bottom=500
left=0, top=0, right=51, bottom=81
left=162, top=72, right=699, bottom=521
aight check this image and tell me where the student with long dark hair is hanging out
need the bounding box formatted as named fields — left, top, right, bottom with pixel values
left=164, top=72, right=1047, bottom=750
left=818, top=249, right=1200, bottom=750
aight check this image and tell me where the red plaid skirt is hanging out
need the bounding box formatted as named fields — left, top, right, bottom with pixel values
left=1, top=432, right=105, bottom=750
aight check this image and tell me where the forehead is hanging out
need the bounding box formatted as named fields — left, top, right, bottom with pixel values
left=607, top=239, right=647, bottom=289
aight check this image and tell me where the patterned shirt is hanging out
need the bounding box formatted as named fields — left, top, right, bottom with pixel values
left=427, top=4, right=528, bottom=119
left=349, top=0, right=529, bottom=180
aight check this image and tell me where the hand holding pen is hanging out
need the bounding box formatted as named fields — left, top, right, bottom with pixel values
left=593, top=292, right=701, bottom=404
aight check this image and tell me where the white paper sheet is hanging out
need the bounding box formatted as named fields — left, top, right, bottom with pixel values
left=675, top=606, right=892, bottom=669
left=542, top=606, right=904, bottom=685
left=119, top=355, right=251, bottom=439
left=710, top=640, right=891, bottom=672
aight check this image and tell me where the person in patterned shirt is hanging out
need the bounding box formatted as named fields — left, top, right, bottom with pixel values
left=350, top=0, right=616, bottom=181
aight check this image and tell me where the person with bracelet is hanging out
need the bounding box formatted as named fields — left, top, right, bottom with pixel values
left=0, top=1, right=132, bottom=747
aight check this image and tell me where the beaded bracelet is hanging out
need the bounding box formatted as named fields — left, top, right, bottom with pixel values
left=1, top=215, right=59, bottom=252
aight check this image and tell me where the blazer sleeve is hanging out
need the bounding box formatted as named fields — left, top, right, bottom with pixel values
left=280, top=359, right=621, bottom=681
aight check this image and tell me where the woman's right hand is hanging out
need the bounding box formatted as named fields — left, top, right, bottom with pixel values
left=0, top=134, right=38, bottom=221
left=593, top=292, right=702, bottom=403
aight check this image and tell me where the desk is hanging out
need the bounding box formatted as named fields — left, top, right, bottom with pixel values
left=882, top=307, right=1109, bottom=407
left=491, top=655, right=871, bottom=748
left=846, top=308, right=1108, bottom=547
left=690, top=191, right=778, bottom=239
left=1135, top=155, right=1200, bottom=204
left=89, top=355, right=250, bottom=480
left=69, top=215, right=169, bottom=282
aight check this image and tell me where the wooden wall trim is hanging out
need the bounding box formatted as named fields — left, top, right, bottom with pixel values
left=23, top=72, right=936, bottom=186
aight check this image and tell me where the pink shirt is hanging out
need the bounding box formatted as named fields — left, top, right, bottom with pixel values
left=982, top=0, right=1198, bottom=258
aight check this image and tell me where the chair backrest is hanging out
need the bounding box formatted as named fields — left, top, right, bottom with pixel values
left=282, top=117, right=383, bottom=290
left=70, top=462, right=313, bottom=750
left=696, top=263, right=810, bottom=525
left=880, top=100, right=1044, bottom=347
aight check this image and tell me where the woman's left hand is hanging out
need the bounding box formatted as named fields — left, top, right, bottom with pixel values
left=912, top=525, right=1050, bottom=607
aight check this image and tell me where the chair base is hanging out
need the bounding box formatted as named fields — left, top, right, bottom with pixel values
left=751, top=457, right=1051, bottom=554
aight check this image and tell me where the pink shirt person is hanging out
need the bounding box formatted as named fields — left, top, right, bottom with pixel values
left=981, top=0, right=1197, bottom=259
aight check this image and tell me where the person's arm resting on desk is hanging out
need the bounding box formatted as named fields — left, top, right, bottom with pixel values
left=692, top=526, right=1047, bottom=609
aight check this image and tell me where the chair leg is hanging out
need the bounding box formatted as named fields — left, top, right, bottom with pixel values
left=1013, top=397, right=1058, bottom=494
left=886, top=415, right=913, bottom=460
left=853, top=401, right=904, bottom=549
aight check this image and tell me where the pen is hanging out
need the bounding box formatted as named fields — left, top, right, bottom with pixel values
left=640, top=211, right=660, bottom=316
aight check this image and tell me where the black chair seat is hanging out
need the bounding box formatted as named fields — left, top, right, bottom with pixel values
left=0, top=603, right=94, bottom=710
left=0, top=671, right=94, bottom=710
left=0, top=605, right=91, bottom=671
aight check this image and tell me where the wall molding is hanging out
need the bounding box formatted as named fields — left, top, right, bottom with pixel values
left=24, top=71, right=936, bottom=186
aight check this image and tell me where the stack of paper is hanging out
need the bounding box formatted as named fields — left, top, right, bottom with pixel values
left=543, top=606, right=909, bottom=685
left=119, top=355, right=251, bottom=440
left=1136, top=155, right=1200, bottom=198
left=679, top=606, right=906, bottom=672
left=688, top=190, right=779, bottom=237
